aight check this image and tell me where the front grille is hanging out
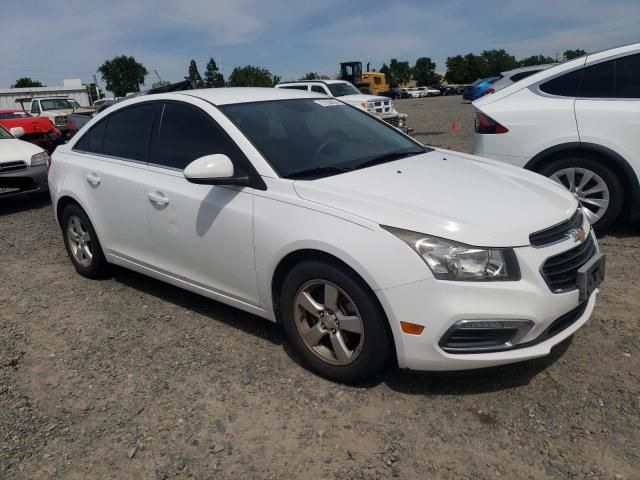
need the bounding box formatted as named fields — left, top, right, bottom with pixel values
left=384, top=116, right=400, bottom=127
left=530, top=210, right=583, bottom=247
left=541, top=234, right=597, bottom=293
left=0, top=161, right=28, bottom=173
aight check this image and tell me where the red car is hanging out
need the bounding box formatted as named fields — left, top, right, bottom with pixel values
left=0, top=109, right=63, bottom=153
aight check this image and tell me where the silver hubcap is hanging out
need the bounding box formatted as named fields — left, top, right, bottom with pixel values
left=549, top=167, right=610, bottom=224
left=66, top=215, right=93, bottom=267
left=294, top=280, right=364, bottom=366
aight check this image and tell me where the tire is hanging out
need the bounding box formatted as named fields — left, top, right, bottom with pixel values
left=538, top=155, right=624, bottom=232
left=280, top=261, right=390, bottom=383
left=61, top=204, right=109, bottom=278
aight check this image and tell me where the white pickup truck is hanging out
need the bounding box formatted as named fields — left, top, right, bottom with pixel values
left=24, top=97, right=93, bottom=138
left=276, top=80, right=409, bottom=133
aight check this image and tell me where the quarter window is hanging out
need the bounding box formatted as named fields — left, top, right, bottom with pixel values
left=75, top=119, right=108, bottom=154
left=102, top=104, right=155, bottom=161
left=614, top=53, right=640, bottom=98
left=311, top=85, right=327, bottom=94
left=155, top=102, right=244, bottom=171
left=578, top=60, right=615, bottom=98
left=539, top=69, right=582, bottom=97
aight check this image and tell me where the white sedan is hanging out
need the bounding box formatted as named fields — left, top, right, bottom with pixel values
left=49, top=88, right=603, bottom=382
left=0, top=125, right=49, bottom=198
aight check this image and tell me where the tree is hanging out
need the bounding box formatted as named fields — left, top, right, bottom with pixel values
left=379, top=63, right=393, bottom=86
left=188, top=60, right=204, bottom=87
left=12, top=77, right=44, bottom=88
left=227, top=65, right=277, bottom=87
left=412, top=57, right=438, bottom=86
left=98, top=55, right=148, bottom=97
left=444, top=55, right=467, bottom=84
left=151, top=80, right=172, bottom=89
left=564, top=49, right=587, bottom=60
left=481, top=49, right=518, bottom=77
left=519, top=54, right=556, bottom=67
left=204, top=58, right=225, bottom=88
left=302, top=72, right=319, bottom=80
left=389, top=59, right=411, bottom=86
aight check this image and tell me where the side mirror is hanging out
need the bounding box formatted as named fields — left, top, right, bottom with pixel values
left=10, top=127, right=25, bottom=138
left=183, top=154, right=249, bottom=186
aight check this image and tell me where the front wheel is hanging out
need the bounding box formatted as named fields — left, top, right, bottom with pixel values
left=280, top=261, right=390, bottom=383
left=539, top=156, right=624, bottom=231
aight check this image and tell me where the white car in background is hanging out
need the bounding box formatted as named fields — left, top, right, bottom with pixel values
left=49, top=87, right=603, bottom=383
left=472, top=42, right=640, bottom=230
left=424, top=86, right=442, bottom=96
left=490, top=64, right=556, bottom=93
left=0, top=124, right=49, bottom=198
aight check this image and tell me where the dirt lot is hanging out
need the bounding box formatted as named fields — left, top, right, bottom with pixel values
left=1, top=95, right=639, bottom=479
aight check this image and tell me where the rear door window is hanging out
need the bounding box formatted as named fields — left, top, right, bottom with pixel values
left=102, top=103, right=155, bottom=161
left=75, top=119, right=108, bottom=154
left=578, top=60, right=615, bottom=98
left=539, top=69, right=582, bottom=97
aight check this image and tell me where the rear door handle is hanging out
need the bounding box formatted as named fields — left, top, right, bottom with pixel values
left=148, top=191, right=170, bottom=205
left=85, top=173, right=101, bottom=186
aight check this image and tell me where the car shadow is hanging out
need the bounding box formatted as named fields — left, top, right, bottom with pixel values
left=0, top=194, right=50, bottom=216
left=108, top=265, right=573, bottom=394
left=606, top=220, right=640, bottom=238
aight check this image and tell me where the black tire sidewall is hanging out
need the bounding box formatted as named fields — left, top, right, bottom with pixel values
left=539, top=156, right=624, bottom=232
left=61, top=204, right=108, bottom=278
left=280, top=261, right=390, bottom=383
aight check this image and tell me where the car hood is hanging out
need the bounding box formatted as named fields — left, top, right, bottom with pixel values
left=0, top=138, right=44, bottom=166
left=293, top=149, right=577, bottom=247
left=339, top=94, right=390, bottom=103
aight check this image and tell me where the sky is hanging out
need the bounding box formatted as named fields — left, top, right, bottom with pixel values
left=0, top=0, right=638, bottom=90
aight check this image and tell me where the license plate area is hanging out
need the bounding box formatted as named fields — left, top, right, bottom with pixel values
left=577, top=253, right=605, bottom=302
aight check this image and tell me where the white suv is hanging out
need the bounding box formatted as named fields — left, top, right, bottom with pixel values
left=276, top=80, right=408, bottom=132
left=472, top=43, right=640, bottom=230
left=49, top=87, right=603, bottom=383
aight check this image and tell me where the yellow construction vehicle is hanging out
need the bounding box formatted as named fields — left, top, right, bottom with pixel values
left=339, top=61, right=390, bottom=95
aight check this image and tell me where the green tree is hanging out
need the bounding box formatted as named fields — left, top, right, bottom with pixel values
left=188, top=59, right=203, bottom=87
left=444, top=55, right=467, bottom=84
left=204, top=58, right=225, bottom=88
left=412, top=57, right=438, bottom=86
left=379, top=63, right=393, bottom=86
left=98, top=55, right=148, bottom=97
left=389, top=59, right=411, bottom=86
left=302, top=72, right=319, bottom=80
left=564, top=49, right=587, bottom=60
left=227, top=65, right=276, bottom=87
left=11, top=77, right=44, bottom=88
left=481, top=49, right=518, bottom=77
left=519, top=54, right=555, bottom=67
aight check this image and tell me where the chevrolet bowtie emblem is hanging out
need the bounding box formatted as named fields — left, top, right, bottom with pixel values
left=570, top=227, right=587, bottom=243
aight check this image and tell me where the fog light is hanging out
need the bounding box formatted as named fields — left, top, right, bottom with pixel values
left=439, top=319, right=533, bottom=353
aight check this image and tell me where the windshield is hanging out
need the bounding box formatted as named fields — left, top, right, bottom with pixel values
left=327, top=83, right=361, bottom=97
left=40, top=99, right=74, bottom=110
left=0, top=125, right=13, bottom=140
left=220, top=99, right=427, bottom=178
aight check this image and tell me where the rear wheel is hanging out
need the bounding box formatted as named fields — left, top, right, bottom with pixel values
left=539, top=156, right=624, bottom=232
left=280, top=261, right=390, bottom=383
left=61, top=204, right=109, bottom=278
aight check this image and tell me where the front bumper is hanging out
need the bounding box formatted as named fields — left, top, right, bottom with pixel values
left=0, top=164, right=48, bottom=197
left=376, top=236, right=599, bottom=371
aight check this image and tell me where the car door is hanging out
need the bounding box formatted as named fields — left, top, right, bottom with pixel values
left=73, top=102, right=156, bottom=266
left=574, top=53, right=640, bottom=172
left=144, top=100, right=259, bottom=305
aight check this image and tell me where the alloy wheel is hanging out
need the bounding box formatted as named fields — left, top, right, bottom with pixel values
left=294, top=280, right=364, bottom=366
left=549, top=167, right=610, bottom=224
left=66, top=215, right=93, bottom=267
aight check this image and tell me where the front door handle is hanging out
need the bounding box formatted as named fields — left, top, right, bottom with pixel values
left=148, top=191, right=170, bottom=205
left=85, top=173, right=101, bottom=186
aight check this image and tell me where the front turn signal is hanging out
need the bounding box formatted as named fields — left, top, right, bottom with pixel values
left=400, top=321, right=425, bottom=335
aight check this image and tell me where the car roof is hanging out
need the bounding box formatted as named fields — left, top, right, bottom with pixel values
left=277, top=79, right=347, bottom=86
left=163, top=87, right=322, bottom=106
left=500, top=64, right=556, bottom=76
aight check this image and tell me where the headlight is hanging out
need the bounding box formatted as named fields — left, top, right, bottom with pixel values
left=31, top=152, right=49, bottom=167
left=54, top=115, right=66, bottom=124
left=382, top=226, right=520, bottom=281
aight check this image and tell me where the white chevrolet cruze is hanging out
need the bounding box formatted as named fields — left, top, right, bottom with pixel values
left=49, top=88, right=604, bottom=383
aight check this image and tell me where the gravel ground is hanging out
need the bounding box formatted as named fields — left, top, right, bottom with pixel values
left=1, top=96, right=639, bottom=479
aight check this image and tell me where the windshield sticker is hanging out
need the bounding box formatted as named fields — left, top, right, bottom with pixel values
left=314, top=99, right=343, bottom=107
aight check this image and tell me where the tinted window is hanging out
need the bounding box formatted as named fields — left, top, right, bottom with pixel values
left=615, top=54, right=640, bottom=98
left=540, top=69, right=582, bottom=97
left=579, top=60, right=615, bottom=98
left=510, top=70, right=538, bottom=82
left=279, top=85, right=308, bottom=91
left=102, top=104, right=155, bottom=161
left=75, top=119, right=108, bottom=153
left=311, top=85, right=326, bottom=94
left=155, top=102, right=243, bottom=170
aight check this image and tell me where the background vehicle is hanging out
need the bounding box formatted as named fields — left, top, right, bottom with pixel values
left=463, top=77, right=500, bottom=100
left=18, top=97, right=94, bottom=138
left=424, top=86, right=442, bottom=97
left=472, top=42, right=640, bottom=230
left=276, top=80, right=408, bottom=132
left=0, top=124, right=49, bottom=198
left=490, top=64, right=556, bottom=93
left=380, top=87, right=410, bottom=99
left=405, top=87, right=426, bottom=98
left=338, top=61, right=390, bottom=95
left=0, top=109, right=63, bottom=153
left=50, top=88, right=600, bottom=383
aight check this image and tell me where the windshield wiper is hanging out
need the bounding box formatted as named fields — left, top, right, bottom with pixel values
left=285, top=165, right=352, bottom=180
left=352, top=148, right=427, bottom=170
